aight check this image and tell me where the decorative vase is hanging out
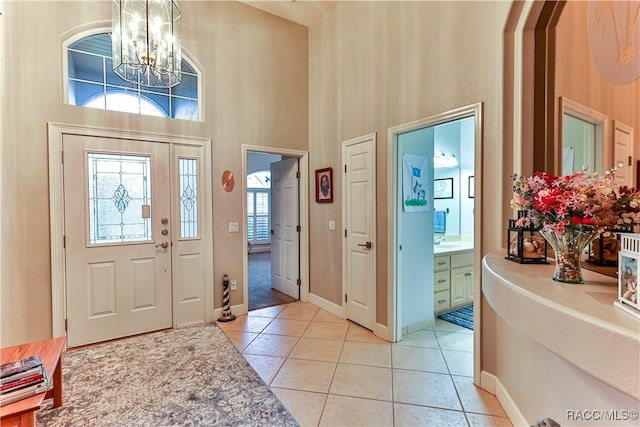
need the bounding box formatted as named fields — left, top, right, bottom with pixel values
left=539, top=228, right=599, bottom=284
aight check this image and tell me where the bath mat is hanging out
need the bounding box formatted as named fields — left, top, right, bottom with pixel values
left=438, top=305, right=473, bottom=330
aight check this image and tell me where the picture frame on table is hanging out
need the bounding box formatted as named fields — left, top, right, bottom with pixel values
left=614, top=234, right=640, bottom=319
left=434, top=177, right=453, bottom=199
left=315, top=167, right=333, bottom=203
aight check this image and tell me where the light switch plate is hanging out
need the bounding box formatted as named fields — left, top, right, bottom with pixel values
left=329, top=220, right=336, bottom=231
left=229, top=222, right=239, bottom=233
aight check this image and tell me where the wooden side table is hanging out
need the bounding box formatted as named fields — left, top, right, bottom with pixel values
left=0, top=337, right=66, bottom=427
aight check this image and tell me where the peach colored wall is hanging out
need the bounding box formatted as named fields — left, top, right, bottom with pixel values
left=0, top=1, right=308, bottom=347
left=308, top=1, right=512, bottom=324
left=555, top=0, right=640, bottom=177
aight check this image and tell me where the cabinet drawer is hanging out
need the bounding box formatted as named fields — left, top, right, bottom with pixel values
left=434, top=271, right=450, bottom=292
left=434, top=255, right=450, bottom=271
left=451, top=252, right=473, bottom=268
left=434, top=290, right=450, bottom=312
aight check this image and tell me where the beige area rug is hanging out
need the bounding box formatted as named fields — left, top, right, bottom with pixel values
left=36, top=323, right=298, bottom=426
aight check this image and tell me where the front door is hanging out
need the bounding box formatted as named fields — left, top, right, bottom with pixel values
left=270, top=158, right=300, bottom=299
left=64, top=135, right=173, bottom=347
left=343, top=134, right=376, bottom=330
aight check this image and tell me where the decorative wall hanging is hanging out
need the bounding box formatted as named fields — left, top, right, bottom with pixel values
left=315, top=167, right=333, bottom=203
left=222, top=170, right=234, bottom=192
left=587, top=0, right=640, bottom=85
left=433, top=178, right=453, bottom=200
left=403, top=154, right=429, bottom=212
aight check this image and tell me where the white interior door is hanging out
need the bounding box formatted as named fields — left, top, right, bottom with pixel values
left=63, top=135, right=172, bottom=347
left=396, top=128, right=434, bottom=336
left=343, top=134, right=376, bottom=330
left=612, top=121, right=634, bottom=188
left=270, top=158, right=300, bottom=299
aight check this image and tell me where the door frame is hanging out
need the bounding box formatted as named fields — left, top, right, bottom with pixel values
left=48, top=122, right=214, bottom=339
left=386, top=103, right=482, bottom=378
left=558, top=96, right=609, bottom=174
left=241, top=145, right=310, bottom=312
left=341, top=133, right=377, bottom=330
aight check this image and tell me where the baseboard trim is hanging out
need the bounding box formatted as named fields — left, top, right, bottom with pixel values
left=309, top=293, right=345, bottom=318
left=213, top=304, right=246, bottom=320
left=480, top=371, right=528, bottom=427
left=401, top=318, right=435, bottom=337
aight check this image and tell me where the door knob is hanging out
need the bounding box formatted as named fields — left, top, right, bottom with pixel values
left=357, top=241, right=372, bottom=249
left=156, top=241, right=169, bottom=249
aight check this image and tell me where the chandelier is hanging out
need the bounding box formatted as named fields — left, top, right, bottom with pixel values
left=112, top=0, right=182, bottom=88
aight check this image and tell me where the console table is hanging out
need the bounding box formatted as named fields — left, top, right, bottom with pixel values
left=0, top=337, right=66, bottom=427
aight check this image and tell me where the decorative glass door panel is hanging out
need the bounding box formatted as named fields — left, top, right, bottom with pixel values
left=179, top=157, right=198, bottom=239
left=87, top=153, right=152, bottom=244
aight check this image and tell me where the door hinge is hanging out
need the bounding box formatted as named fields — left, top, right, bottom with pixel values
left=345, top=294, right=348, bottom=303
left=64, top=319, right=68, bottom=331
left=344, top=229, right=347, bottom=238
left=63, top=235, right=66, bottom=249
left=296, top=278, right=301, bottom=286
left=344, top=165, right=347, bottom=173
left=296, top=225, right=301, bottom=232
left=629, top=156, right=633, bottom=167
left=296, top=171, right=300, bottom=179
left=61, top=150, right=64, bottom=164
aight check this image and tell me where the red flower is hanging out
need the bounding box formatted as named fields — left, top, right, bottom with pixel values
left=534, top=188, right=561, bottom=212
left=571, top=215, right=593, bottom=225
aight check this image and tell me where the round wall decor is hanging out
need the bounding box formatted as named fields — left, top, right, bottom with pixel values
left=222, top=170, right=234, bottom=192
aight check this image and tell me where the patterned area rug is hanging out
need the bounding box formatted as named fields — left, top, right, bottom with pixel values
left=36, top=323, right=298, bottom=426
left=438, top=305, right=474, bottom=330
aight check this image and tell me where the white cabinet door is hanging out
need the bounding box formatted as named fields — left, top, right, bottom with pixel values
left=450, top=266, right=473, bottom=307
left=465, top=268, right=474, bottom=304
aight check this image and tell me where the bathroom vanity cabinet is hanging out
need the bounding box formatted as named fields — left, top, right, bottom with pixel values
left=433, top=249, right=474, bottom=313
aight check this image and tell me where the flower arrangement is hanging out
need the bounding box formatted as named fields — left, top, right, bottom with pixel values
left=510, top=169, right=640, bottom=234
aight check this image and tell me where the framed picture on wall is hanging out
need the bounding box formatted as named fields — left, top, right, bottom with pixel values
left=434, top=178, right=453, bottom=199
left=468, top=176, right=475, bottom=198
left=315, top=167, right=333, bottom=203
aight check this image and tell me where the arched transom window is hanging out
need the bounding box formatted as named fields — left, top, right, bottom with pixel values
left=66, top=32, right=199, bottom=121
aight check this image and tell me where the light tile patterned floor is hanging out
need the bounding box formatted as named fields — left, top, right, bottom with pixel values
left=218, top=302, right=513, bottom=427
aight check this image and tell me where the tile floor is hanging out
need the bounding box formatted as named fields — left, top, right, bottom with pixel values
left=217, top=302, right=513, bottom=427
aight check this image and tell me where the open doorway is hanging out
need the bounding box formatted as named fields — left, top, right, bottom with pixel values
left=243, top=148, right=310, bottom=312
left=387, top=104, right=482, bottom=384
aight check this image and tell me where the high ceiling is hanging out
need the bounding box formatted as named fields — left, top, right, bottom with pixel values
left=239, top=0, right=335, bottom=27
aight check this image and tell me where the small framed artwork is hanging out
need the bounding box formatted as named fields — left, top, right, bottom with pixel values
left=433, top=178, right=453, bottom=199
left=615, top=234, right=640, bottom=319
left=315, top=167, right=333, bottom=203
left=468, top=176, right=475, bottom=198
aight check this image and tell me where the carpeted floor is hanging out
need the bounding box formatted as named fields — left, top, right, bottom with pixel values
left=248, top=252, right=297, bottom=311
left=36, top=323, right=298, bottom=427
left=438, top=304, right=474, bottom=331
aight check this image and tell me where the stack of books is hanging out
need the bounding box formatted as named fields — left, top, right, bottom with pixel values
left=0, top=355, right=49, bottom=406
